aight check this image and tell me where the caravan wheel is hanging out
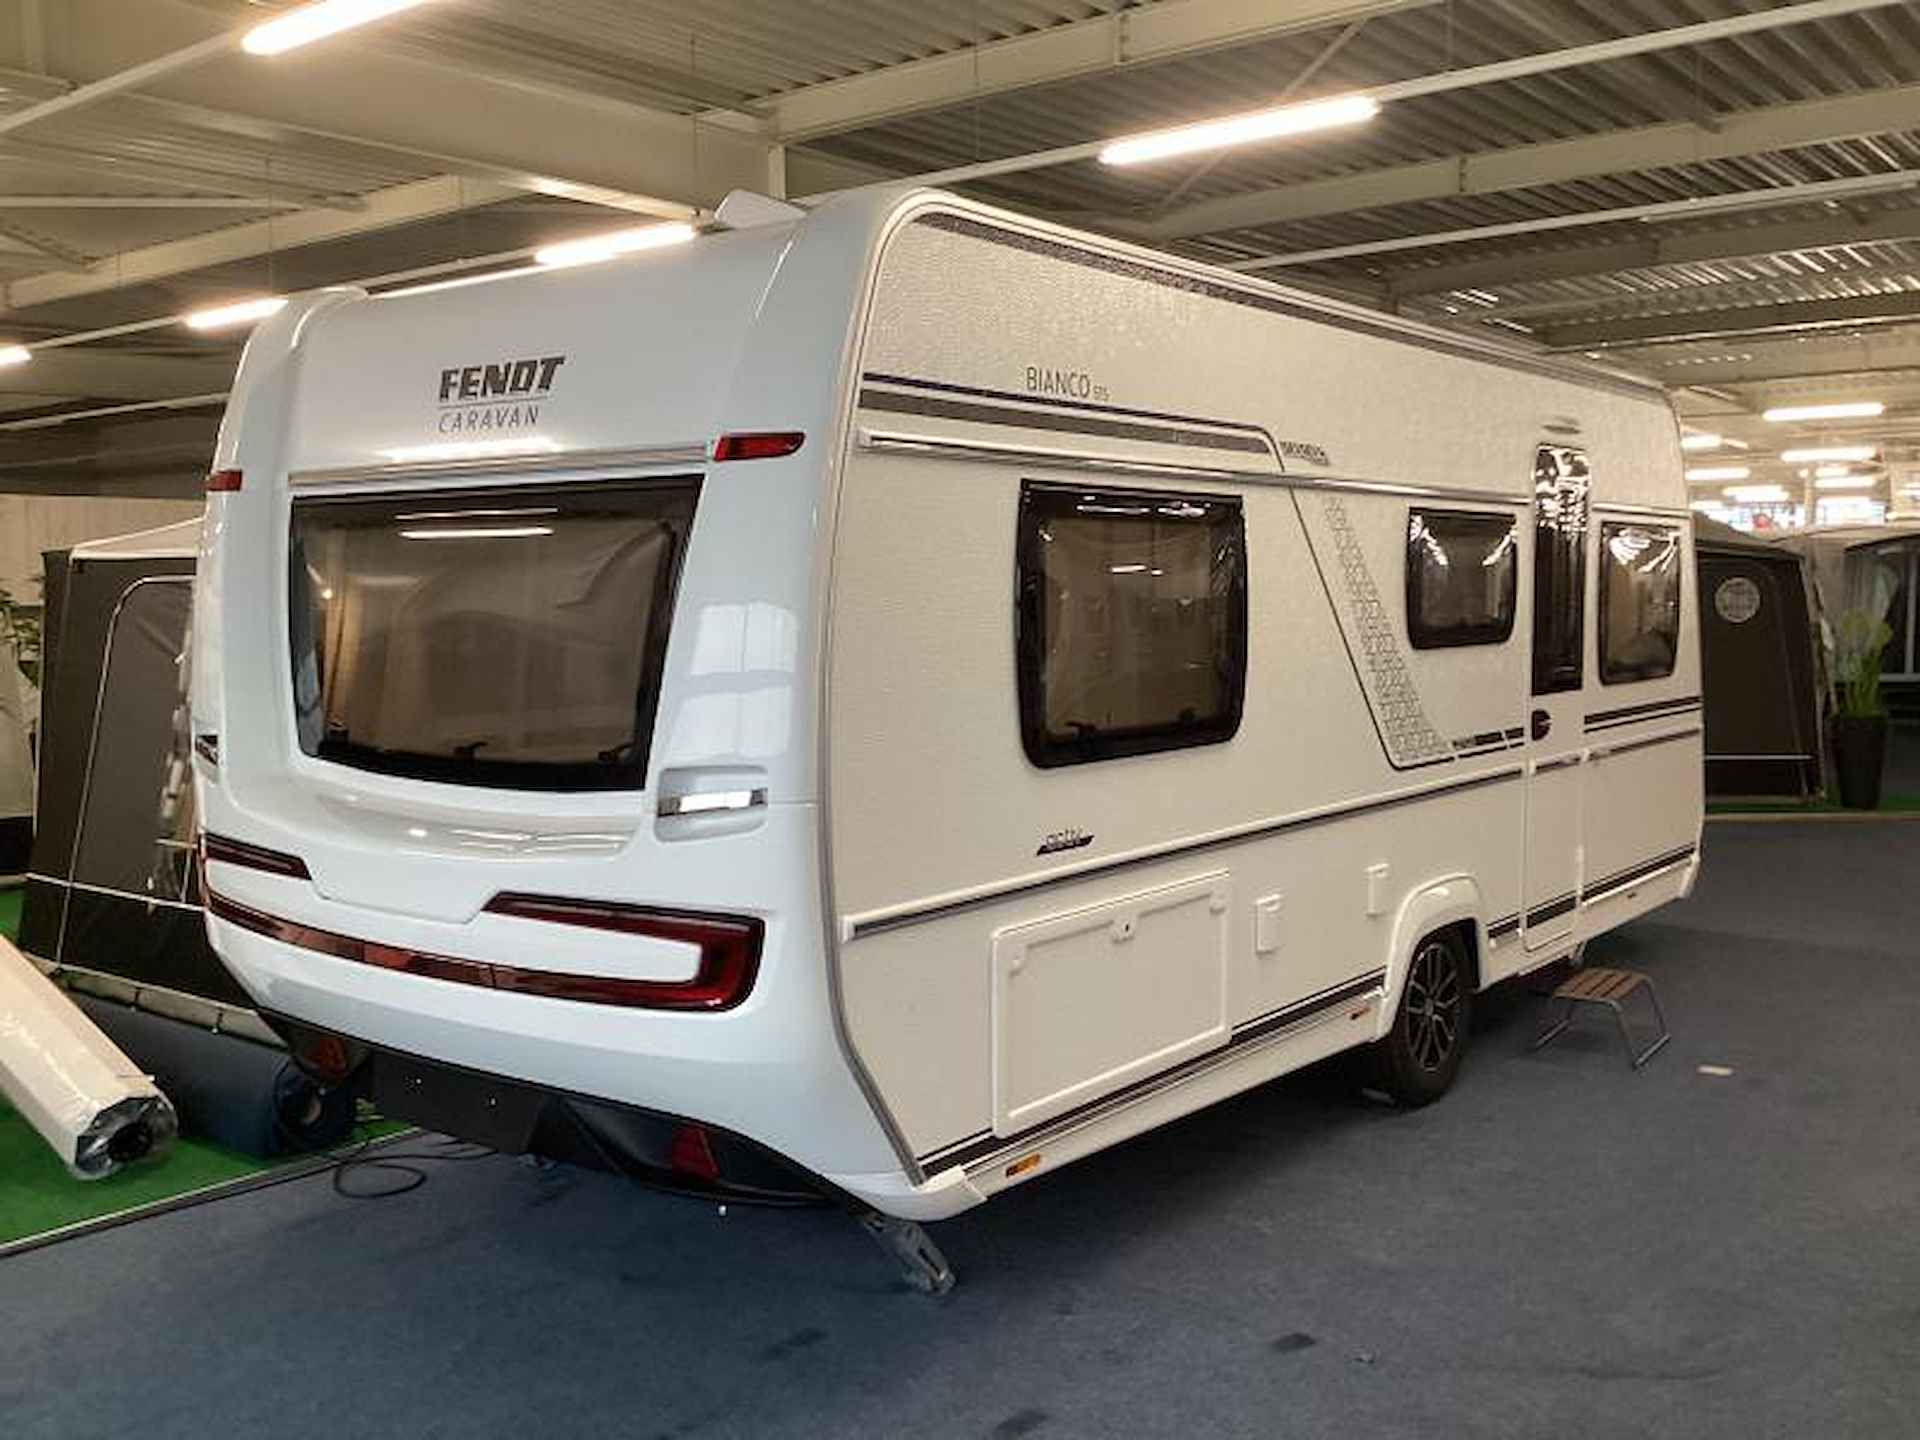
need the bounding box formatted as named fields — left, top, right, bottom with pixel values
left=1372, top=929, right=1471, bottom=1107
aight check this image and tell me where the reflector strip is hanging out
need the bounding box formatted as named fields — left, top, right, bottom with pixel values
left=206, top=468, right=243, bottom=492
left=205, top=889, right=761, bottom=1011
left=203, top=832, right=310, bottom=879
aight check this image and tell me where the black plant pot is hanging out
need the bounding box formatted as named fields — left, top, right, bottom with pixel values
left=1832, top=714, right=1889, bottom=810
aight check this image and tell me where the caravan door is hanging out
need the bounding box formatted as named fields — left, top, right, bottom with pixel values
left=1522, top=445, right=1589, bottom=951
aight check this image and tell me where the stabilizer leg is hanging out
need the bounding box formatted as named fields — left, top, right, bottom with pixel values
left=858, top=1210, right=955, bottom=1295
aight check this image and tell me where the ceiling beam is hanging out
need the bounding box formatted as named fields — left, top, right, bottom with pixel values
left=0, top=135, right=364, bottom=210
left=1540, top=290, right=1920, bottom=350
left=0, top=408, right=218, bottom=496
left=0, top=30, right=234, bottom=138
left=0, top=59, right=695, bottom=219
left=765, top=0, right=1442, bottom=142
left=1645, top=329, right=1920, bottom=387
left=0, top=349, right=234, bottom=401
left=875, top=0, right=1908, bottom=193
left=1385, top=203, right=1920, bottom=297
left=0, top=193, right=295, bottom=208
left=0, top=213, right=88, bottom=268
left=0, top=173, right=516, bottom=312
left=1492, top=261, right=1920, bottom=324
left=1232, top=169, right=1920, bottom=273
left=1133, top=80, right=1920, bottom=240
left=21, top=0, right=817, bottom=217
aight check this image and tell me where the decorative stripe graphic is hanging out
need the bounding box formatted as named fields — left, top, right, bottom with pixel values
left=1320, top=495, right=1451, bottom=766
left=858, top=384, right=1273, bottom=455
left=1584, top=844, right=1697, bottom=904
left=1584, top=694, right=1702, bottom=731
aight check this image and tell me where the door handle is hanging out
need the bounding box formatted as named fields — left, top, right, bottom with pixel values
left=1531, top=708, right=1552, bottom=741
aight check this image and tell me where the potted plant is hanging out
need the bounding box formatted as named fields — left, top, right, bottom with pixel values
left=1831, top=607, right=1893, bottom=809
left=0, top=586, right=39, bottom=687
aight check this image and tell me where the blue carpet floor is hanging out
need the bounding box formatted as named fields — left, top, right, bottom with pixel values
left=4, top=821, right=1918, bottom=1439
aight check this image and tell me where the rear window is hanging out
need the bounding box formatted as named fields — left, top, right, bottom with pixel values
left=289, top=478, right=698, bottom=791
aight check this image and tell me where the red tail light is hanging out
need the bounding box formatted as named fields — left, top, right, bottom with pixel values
left=667, top=1123, right=722, bottom=1183
left=484, top=894, right=762, bottom=1011
left=203, top=832, right=311, bottom=880
left=206, top=467, right=243, bottom=492
left=711, top=431, right=804, bottom=462
left=205, top=889, right=762, bottom=1013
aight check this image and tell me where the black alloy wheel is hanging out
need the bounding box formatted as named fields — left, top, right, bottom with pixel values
left=1371, top=928, right=1472, bottom=1106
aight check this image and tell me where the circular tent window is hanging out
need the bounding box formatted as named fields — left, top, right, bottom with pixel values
left=1714, top=575, right=1762, bottom=625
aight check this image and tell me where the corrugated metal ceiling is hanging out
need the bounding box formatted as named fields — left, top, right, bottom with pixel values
left=12, top=0, right=1920, bottom=460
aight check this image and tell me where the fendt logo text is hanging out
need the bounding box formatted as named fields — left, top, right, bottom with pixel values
left=435, top=355, right=566, bottom=435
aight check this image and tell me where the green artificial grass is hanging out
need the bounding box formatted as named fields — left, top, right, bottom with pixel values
left=0, top=1103, right=404, bottom=1247
left=0, top=883, right=414, bottom=1247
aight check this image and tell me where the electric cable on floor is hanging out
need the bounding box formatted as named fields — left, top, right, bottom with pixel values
left=328, top=1122, right=495, bottom=1200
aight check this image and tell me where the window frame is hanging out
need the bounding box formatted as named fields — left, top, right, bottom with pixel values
left=1531, top=444, right=1590, bottom=696
left=1014, top=480, right=1248, bottom=770
left=1597, top=518, right=1683, bottom=686
left=287, top=474, right=700, bottom=794
left=1403, top=506, right=1520, bottom=651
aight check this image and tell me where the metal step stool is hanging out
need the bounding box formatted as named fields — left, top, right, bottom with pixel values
left=1531, top=966, right=1670, bottom=1068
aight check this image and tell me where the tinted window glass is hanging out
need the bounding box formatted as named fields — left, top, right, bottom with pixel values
left=1016, top=482, right=1246, bottom=768
left=289, top=478, right=698, bottom=791
left=1406, top=509, right=1518, bottom=649
left=1599, top=521, right=1682, bottom=684
left=1532, top=446, right=1589, bottom=695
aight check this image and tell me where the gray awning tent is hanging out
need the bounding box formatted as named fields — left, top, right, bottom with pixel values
left=17, top=521, right=241, bottom=1006
left=1694, top=516, right=1826, bottom=799
left=1769, top=520, right=1920, bottom=675
left=14, top=519, right=364, bottom=1158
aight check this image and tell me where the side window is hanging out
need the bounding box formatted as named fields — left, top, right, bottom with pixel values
left=1599, top=521, right=1682, bottom=684
left=1532, top=445, right=1590, bottom=695
left=1405, top=509, right=1518, bottom=649
left=1016, top=481, right=1247, bottom=768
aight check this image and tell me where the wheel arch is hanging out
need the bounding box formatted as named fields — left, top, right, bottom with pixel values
left=1375, top=874, right=1486, bottom=1042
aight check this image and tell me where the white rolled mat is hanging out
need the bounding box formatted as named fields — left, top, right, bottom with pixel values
left=0, top=936, right=177, bottom=1178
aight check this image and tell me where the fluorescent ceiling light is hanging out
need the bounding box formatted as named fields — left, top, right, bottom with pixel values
left=533, top=222, right=698, bottom=269
left=1098, top=93, right=1379, bottom=167
left=1815, top=474, right=1875, bottom=490
left=183, top=296, right=287, bottom=331
left=243, top=0, right=434, bottom=56
left=1679, top=433, right=1722, bottom=451
left=0, top=345, right=30, bottom=367
left=1781, top=445, right=1878, bottom=463
left=1763, top=401, right=1885, bottom=423
left=1726, top=484, right=1790, bottom=503
left=1687, top=465, right=1750, bottom=482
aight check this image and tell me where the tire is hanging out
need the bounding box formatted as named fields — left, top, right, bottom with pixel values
left=1370, top=928, right=1472, bottom=1107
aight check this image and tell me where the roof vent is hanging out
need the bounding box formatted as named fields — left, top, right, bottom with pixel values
left=714, top=190, right=807, bottom=230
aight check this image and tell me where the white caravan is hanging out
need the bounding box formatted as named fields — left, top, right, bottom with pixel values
left=193, top=187, right=1701, bottom=1280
